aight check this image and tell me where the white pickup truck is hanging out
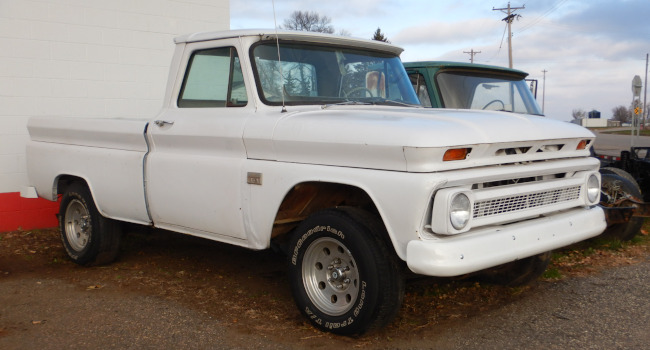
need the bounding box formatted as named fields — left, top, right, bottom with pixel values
left=25, top=29, right=606, bottom=335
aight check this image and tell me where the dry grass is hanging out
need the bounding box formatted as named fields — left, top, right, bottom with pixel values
left=1, top=221, right=648, bottom=346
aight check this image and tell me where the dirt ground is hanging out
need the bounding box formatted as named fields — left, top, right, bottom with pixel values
left=1, top=225, right=648, bottom=349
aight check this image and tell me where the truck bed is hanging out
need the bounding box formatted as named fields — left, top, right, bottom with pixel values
left=26, top=117, right=151, bottom=225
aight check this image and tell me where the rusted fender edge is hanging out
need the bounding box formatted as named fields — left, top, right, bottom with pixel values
left=601, top=205, right=635, bottom=225
left=600, top=198, right=650, bottom=225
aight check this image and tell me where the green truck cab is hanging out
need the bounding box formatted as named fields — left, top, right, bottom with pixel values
left=404, top=61, right=542, bottom=115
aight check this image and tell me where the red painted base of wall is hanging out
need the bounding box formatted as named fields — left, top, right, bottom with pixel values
left=0, top=192, right=59, bottom=232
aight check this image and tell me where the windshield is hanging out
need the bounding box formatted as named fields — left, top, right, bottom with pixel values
left=436, top=71, right=542, bottom=115
left=252, top=41, right=420, bottom=106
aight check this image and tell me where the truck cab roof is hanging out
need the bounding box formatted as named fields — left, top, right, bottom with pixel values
left=174, top=29, right=404, bottom=55
left=403, top=61, right=529, bottom=78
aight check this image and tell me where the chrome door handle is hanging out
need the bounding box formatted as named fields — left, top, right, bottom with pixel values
left=154, top=120, right=174, bottom=127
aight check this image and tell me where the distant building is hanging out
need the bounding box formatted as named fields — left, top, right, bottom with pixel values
left=588, top=110, right=601, bottom=119
left=578, top=109, right=608, bottom=127
left=580, top=118, right=608, bottom=128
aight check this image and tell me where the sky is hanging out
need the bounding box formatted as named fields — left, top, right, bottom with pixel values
left=230, top=0, right=650, bottom=121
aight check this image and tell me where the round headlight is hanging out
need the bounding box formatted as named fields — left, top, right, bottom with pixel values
left=587, top=174, right=600, bottom=204
left=450, top=193, right=471, bottom=230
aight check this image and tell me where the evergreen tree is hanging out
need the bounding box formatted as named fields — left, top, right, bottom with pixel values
left=372, top=27, right=390, bottom=43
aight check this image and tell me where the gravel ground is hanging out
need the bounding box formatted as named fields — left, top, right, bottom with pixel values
left=1, top=228, right=648, bottom=349
left=394, top=259, right=650, bottom=349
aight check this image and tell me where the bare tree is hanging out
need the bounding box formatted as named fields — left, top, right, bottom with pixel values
left=371, top=27, right=390, bottom=43
left=282, top=11, right=334, bottom=33
left=338, top=29, right=352, bottom=37
left=572, top=108, right=586, bottom=121
left=611, top=105, right=631, bottom=123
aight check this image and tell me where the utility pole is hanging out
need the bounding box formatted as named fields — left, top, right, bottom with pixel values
left=463, top=49, right=481, bottom=63
left=542, top=69, right=547, bottom=113
left=493, top=2, right=525, bottom=68
left=631, top=75, right=643, bottom=145
left=641, top=54, right=648, bottom=129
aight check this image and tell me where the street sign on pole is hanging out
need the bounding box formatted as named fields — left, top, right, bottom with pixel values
left=633, top=75, right=642, bottom=98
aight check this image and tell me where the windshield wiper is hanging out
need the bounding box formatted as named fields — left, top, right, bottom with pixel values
left=322, top=99, right=420, bottom=109
left=371, top=99, right=420, bottom=108
left=321, top=100, right=373, bottom=109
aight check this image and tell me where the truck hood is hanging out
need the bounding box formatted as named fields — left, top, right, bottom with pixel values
left=270, top=106, right=595, bottom=172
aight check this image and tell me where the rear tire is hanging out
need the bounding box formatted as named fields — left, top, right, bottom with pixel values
left=287, top=208, right=404, bottom=335
left=600, top=174, right=643, bottom=241
left=59, top=182, right=122, bottom=266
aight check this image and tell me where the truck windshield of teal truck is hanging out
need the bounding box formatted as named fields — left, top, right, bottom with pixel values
left=436, top=71, right=543, bottom=115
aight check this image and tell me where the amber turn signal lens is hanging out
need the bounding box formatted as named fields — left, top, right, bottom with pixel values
left=576, top=140, right=588, bottom=150
left=443, top=148, right=469, bottom=161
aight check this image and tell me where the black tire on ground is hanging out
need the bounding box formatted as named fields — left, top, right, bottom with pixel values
left=478, top=252, right=552, bottom=287
left=287, top=207, right=404, bottom=335
left=600, top=173, right=644, bottom=241
left=59, top=182, right=122, bottom=266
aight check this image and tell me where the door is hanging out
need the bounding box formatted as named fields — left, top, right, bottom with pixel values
left=146, top=44, right=251, bottom=240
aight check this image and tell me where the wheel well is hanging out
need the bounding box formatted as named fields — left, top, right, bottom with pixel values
left=56, top=175, right=88, bottom=196
left=271, top=182, right=379, bottom=240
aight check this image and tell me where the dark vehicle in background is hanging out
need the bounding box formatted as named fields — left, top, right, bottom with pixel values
left=595, top=147, right=650, bottom=240
left=596, top=147, right=650, bottom=201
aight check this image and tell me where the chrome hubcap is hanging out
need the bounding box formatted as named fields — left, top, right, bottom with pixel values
left=64, top=199, right=91, bottom=251
left=302, top=237, right=359, bottom=316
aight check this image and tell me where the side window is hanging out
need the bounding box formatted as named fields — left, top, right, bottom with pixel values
left=408, top=73, right=432, bottom=107
left=178, top=47, right=248, bottom=108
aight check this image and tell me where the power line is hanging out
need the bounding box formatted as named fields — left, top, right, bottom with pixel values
left=493, top=2, right=525, bottom=68
left=518, top=0, right=568, bottom=34
left=485, top=22, right=509, bottom=64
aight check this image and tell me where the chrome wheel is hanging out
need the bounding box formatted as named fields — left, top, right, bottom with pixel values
left=64, top=199, right=91, bottom=252
left=302, top=237, right=359, bottom=316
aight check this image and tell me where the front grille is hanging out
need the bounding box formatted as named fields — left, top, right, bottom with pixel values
left=473, top=186, right=581, bottom=218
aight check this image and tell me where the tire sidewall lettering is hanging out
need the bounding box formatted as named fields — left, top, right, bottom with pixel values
left=291, top=225, right=344, bottom=265
left=304, top=306, right=323, bottom=325
left=353, top=281, right=366, bottom=317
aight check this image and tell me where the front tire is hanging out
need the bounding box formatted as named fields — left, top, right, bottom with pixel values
left=287, top=208, right=404, bottom=335
left=59, top=182, right=122, bottom=266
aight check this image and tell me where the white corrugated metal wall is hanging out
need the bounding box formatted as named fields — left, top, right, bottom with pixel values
left=0, top=0, right=229, bottom=230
